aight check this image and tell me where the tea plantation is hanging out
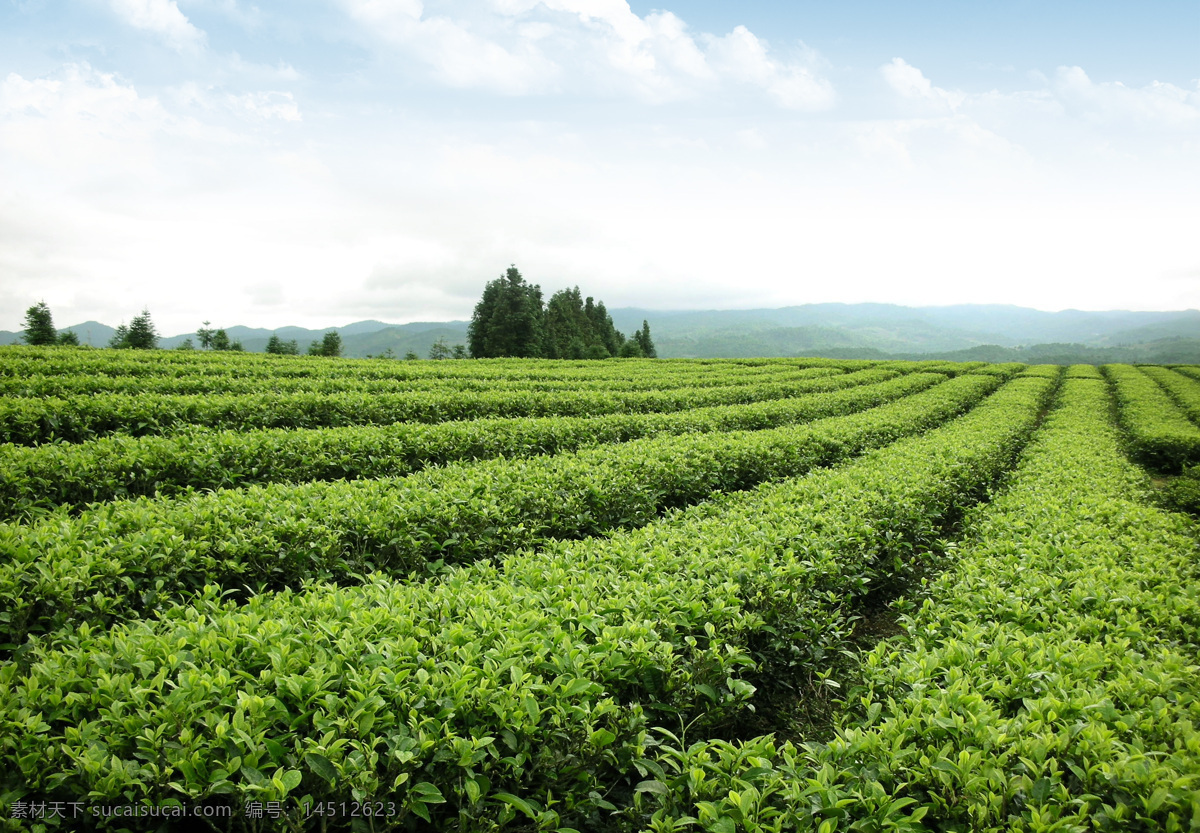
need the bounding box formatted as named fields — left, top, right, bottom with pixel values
left=1, top=348, right=1197, bottom=831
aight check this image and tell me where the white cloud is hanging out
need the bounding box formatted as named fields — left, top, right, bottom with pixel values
left=0, top=64, right=170, bottom=172
left=338, top=0, right=835, bottom=106
left=109, top=0, right=206, bottom=52
left=881, top=57, right=964, bottom=111
left=228, top=90, right=301, bottom=121
left=706, top=26, right=833, bottom=109
left=1051, top=66, right=1200, bottom=127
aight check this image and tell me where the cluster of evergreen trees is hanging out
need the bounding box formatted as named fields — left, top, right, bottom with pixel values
left=21, top=302, right=81, bottom=346
left=468, top=267, right=655, bottom=359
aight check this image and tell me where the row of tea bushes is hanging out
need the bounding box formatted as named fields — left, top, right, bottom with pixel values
left=0, top=368, right=901, bottom=446
left=634, top=376, right=1200, bottom=832
left=0, top=347, right=856, bottom=383
left=1102, top=363, right=1200, bottom=471
left=0, top=363, right=843, bottom=398
left=0, top=375, right=1056, bottom=829
left=0, top=372, right=949, bottom=519
left=0, top=374, right=1001, bottom=653
left=1139, top=365, right=1200, bottom=426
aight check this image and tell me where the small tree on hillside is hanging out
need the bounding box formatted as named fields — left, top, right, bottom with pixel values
left=108, top=323, right=130, bottom=349
left=197, top=321, right=214, bottom=350
left=633, top=320, right=656, bottom=358
left=126, top=309, right=159, bottom=349
left=22, top=302, right=57, bottom=346
left=428, top=337, right=452, bottom=360
left=618, top=340, right=643, bottom=358
left=266, top=334, right=299, bottom=355
left=309, top=331, right=342, bottom=357
left=56, top=330, right=79, bottom=345
left=211, top=329, right=231, bottom=351
left=322, top=331, right=342, bottom=357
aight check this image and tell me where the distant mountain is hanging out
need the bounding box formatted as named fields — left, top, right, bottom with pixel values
left=3, top=305, right=1197, bottom=362
left=608, top=304, right=1200, bottom=357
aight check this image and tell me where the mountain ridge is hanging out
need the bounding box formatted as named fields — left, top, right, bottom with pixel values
left=3, top=304, right=1197, bottom=363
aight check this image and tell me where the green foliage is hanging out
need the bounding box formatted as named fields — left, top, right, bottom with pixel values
left=636, top=375, right=1200, bottom=831
left=1140, top=364, right=1200, bottom=425
left=266, top=334, right=299, bottom=355
left=211, top=328, right=231, bottom=351
left=0, top=371, right=1053, bottom=826
left=196, top=321, right=214, bottom=350
left=308, top=331, right=343, bottom=357
left=0, top=368, right=933, bottom=517
left=55, top=329, right=79, bottom=346
left=428, top=336, right=452, bottom=360
left=109, top=310, right=159, bottom=349
left=468, top=265, right=546, bottom=358
left=619, top=339, right=644, bottom=358
left=0, top=364, right=870, bottom=445
left=634, top=319, right=656, bottom=358
left=173, top=337, right=194, bottom=351
left=1103, top=363, right=1200, bottom=471
left=468, top=268, right=644, bottom=360
left=6, top=351, right=1192, bottom=829
left=1160, top=464, right=1200, bottom=515
left=0, top=371, right=999, bottom=648
left=22, top=302, right=57, bottom=346
left=126, top=308, right=159, bottom=349
left=107, top=322, right=129, bottom=348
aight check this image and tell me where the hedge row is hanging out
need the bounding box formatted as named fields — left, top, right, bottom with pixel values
left=1102, top=364, right=1200, bottom=471
left=0, top=367, right=901, bottom=446
left=1139, top=365, right=1200, bottom=426
left=0, top=363, right=842, bottom=398
left=0, top=373, right=1001, bottom=652
left=0, top=371, right=949, bottom=519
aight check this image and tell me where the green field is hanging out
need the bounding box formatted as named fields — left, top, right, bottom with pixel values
left=1, top=348, right=1198, bottom=832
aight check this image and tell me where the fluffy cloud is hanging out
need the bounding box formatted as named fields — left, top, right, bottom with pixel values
left=339, top=0, right=834, bottom=107
left=1051, top=66, right=1200, bottom=127
left=109, top=0, right=206, bottom=52
left=881, top=57, right=964, bottom=112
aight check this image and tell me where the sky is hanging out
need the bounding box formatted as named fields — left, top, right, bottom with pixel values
left=1, top=0, right=1198, bottom=335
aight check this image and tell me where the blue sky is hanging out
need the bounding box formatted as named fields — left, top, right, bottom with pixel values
left=2, top=0, right=1198, bottom=334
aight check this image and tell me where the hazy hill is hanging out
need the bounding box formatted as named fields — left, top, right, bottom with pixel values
left=3, top=304, right=1197, bottom=362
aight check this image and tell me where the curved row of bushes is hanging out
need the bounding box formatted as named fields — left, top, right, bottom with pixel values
left=0, top=371, right=950, bottom=519
left=0, top=373, right=1002, bottom=653
left=1102, top=363, right=1200, bottom=471
left=0, top=367, right=903, bottom=446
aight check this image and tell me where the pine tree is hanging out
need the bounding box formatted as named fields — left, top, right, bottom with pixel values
left=544, top=288, right=591, bottom=359
left=22, top=302, right=57, bottom=346
left=321, top=331, right=342, bottom=357
left=126, top=309, right=159, bottom=349
left=108, top=324, right=130, bottom=349
left=633, top=320, right=656, bottom=358
left=468, top=266, right=545, bottom=358
left=267, top=335, right=299, bottom=355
